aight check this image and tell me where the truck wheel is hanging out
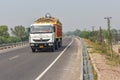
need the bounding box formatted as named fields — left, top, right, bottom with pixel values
left=60, top=41, right=62, bottom=47
left=32, top=49, right=36, bottom=52
left=58, top=42, right=60, bottom=48
left=58, top=41, right=62, bottom=48
left=55, top=41, right=58, bottom=50
left=51, top=43, right=55, bottom=52
left=51, top=46, right=55, bottom=52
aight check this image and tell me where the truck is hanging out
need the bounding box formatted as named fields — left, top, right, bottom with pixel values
left=29, top=13, right=62, bottom=52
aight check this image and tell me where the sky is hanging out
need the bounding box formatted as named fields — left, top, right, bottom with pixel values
left=0, top=0, right=120, bottom=32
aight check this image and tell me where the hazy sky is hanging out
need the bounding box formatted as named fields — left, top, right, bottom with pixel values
left=0, top=0, right=120, bottom=32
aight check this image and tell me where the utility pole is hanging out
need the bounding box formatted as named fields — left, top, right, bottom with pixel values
left=99, top=26, right=103, bottom=43
left=91, top=26, right=95, bottom=41
left=104, top=17, right=113, bottom=59
left=92, top=26, right=94, bottom=35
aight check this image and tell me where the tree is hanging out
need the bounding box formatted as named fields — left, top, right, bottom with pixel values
left=11, top=25, right=28, bottom=41
left=0, top=36, right=7, bottom=44
left=102, top=29, right=108, bottom=39
left=7, top=36, right=21, bottom=43
left=0, top=25, right=10, bottom=44
left=0, top=25, right=9, bottom=38
left=79, top=30, right=92, bottom=39
left=73, top=29, right=81, bottom=36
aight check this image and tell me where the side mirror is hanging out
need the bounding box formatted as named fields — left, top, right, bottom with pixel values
left=26, top=27, right=30, bottom=33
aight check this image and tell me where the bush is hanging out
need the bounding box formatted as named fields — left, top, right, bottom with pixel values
left=0, top=36, right=8, bottom=44
left=0, top=36, right=21, bottom=44
left=7, top=37, right=21, bottom=43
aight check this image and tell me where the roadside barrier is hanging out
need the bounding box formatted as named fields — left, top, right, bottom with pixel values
left=80, top=38, right=94, bottom=80
left=0, top=41, right=28, bottom=50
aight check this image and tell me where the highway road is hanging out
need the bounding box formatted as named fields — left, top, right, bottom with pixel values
left=0, top=36, right=81, bottom=80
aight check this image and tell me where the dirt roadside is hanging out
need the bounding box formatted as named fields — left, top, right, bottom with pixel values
left=113, top=44, right=120, bottom=55
left=84, top=39, right=120, bottom=80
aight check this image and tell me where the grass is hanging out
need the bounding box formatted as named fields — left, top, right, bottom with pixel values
left=85, top=39, right=120, bottom=66
left=106, top=52, right=120, bottom=66
left=91, top=63, right=97, bottom=80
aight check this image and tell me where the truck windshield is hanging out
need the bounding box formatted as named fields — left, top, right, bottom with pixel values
left=30, top=25, right=53, bottom=33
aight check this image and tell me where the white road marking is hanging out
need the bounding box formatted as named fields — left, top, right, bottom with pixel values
left=9, top=55, right=20, bottom=60
left=35, top=39, right=73, bottom=80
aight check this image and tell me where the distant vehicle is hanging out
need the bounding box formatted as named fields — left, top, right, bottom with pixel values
left=29, top=13, right=62, bottom=52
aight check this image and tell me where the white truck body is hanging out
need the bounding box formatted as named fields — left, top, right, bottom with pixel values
left=29, top=24, right=56, bottom=52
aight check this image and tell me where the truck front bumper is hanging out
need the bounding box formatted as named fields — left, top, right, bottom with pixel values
left=30, top=43, right=54, bottom=49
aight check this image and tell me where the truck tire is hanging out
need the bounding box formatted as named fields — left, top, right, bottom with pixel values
left=58, top=41, right=62, bottom=48
left=32, top=49, right=36, bottom=52
left=50, top=42, right=55, bottom=52
left=51, top=46, right=55, bottom=52
left=60, top=41, right=62, bottom=47
left=55, top=41, right=58, bottom=50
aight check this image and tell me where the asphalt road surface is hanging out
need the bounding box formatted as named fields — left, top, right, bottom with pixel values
left=0, top=36, right=81, bottom=80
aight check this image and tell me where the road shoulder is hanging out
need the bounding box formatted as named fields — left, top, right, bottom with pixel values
left=59, top=38, right=81, bottom=80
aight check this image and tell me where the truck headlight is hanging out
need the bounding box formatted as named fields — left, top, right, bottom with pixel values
left=48, top=43, right=53, bottom=46
left=30, top=43, right=34, bottom=46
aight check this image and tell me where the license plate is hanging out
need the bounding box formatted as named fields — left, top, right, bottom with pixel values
left=39, top=45, right=44, bottom=48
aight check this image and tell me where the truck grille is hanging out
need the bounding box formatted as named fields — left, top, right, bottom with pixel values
left=33, top=39, right=50, bottom=42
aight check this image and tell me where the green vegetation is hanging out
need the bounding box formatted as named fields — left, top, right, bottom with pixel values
left=0, top=25, right=29, bottom=44
left=92, top=63, right=97, bottom=80
left=66, top=29, right=105, bottom=41
left=11, top=25, right=29, bottom=41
